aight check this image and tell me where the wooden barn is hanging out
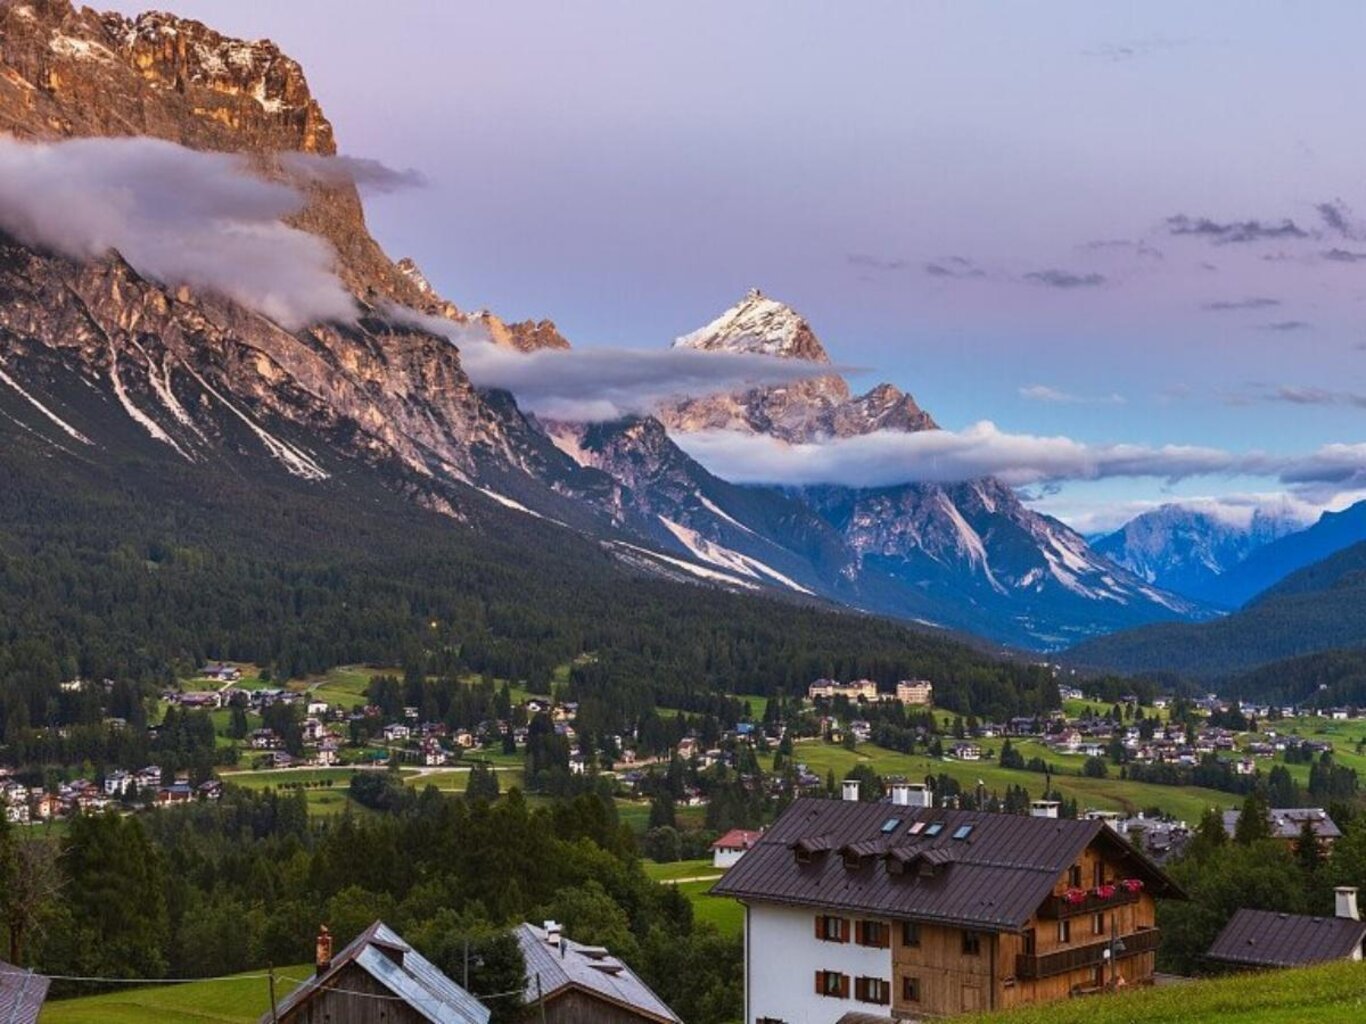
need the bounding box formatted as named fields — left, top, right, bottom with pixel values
left=516, top=922, right=682, bottom=1024
left=263, top=921, right=490, bottom=1024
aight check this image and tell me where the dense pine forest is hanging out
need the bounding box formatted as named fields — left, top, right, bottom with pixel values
left=0, top=439, right=1061, bottom=751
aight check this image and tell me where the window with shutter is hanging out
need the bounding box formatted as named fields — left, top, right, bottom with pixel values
left=902, top=976, right=921, bottom=1003
left=839, top=918, right=850, bottom=943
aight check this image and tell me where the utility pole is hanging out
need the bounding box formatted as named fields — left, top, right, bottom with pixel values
left=536, top=973, right=548, bottom=1024
left=463, top=938, right=470, bottom=990
left=269, top=964, right=279, bottom=1023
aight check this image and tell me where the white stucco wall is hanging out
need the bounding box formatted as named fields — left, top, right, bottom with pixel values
left=714, top=848, right=745, bottom=869
left=746, top=901, right=892, bottom=1024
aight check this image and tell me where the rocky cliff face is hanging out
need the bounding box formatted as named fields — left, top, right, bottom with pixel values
left=0, top=0, right=618, bottom=525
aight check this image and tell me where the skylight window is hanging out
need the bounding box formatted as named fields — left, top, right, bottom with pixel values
left=881, top=817, right=900, bottom=834
left=907, top=821, right=925, bottom=835
left=924, top=823, right=944, bottom=837
left=952, top=825, right=973, bottom=841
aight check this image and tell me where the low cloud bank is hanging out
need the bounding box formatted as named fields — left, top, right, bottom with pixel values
left=390, top=307, right=839, bottom=421
left=0, top=137, right=426, bottom=329
left=671, top=421, right=1366, bottom=493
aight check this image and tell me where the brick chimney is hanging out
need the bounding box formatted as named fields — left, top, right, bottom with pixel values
left=1335, top=886, right=1360, bottom=921
left=315, top=925, right=333, bottom=973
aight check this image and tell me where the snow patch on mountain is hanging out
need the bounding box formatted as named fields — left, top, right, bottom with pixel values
left=658, top=516, right=815, bottom=594
left=0, top=364, right=91, bottom=444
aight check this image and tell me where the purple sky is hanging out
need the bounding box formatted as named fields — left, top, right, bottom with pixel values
left=104, top=1, right=1366, bottom=531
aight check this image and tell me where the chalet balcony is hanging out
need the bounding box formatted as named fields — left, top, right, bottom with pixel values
left=1015, top=927, right=1161, bottom=980
left=1038, top=887, right=1141, bottom=919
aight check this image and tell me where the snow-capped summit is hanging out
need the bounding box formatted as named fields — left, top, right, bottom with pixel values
left=1094, top=502, right=1310, bottom=604
left=673, top=288, right=831, bottom=363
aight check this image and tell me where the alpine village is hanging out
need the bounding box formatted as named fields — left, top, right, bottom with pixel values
left=0, top=2, right=1364, bottom=1024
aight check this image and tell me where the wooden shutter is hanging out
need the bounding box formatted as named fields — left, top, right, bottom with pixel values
left=879, top=923, right=891, bottom=948
left=877, top=980, right=890, bottom=1005
left=839, top=974, right=850, bottom=999
left=815, top=915, right=823, bottom=939
left=815, top=970, right=822, bottom=994
left=839, top=917, right=851, bottom=942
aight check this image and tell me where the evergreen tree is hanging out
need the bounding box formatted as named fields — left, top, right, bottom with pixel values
left=1234, top=791, right=1272, bottom=845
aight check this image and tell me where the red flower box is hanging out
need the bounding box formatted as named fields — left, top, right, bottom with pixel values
left=1120, top=878, right=1144, bottom=893
left=1094, top=884, right=1117, bottom=900
left=1063, top=887, right=1088, bottom=905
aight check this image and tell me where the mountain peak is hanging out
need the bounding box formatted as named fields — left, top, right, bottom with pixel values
left=672, top=290, right=830, bottom=363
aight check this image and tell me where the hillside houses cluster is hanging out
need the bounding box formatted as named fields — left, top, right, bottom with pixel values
left=807, top=678, right=934, bottom=706
left=1, top=764, right=221, bottom=824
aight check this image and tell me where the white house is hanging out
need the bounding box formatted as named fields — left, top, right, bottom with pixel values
left=711, top=828, right=763, bottom=869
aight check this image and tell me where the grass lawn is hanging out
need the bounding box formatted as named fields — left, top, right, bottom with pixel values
left=39, top=964, right=312, bottom=1024
left=303, top=664, right=392, bottom=707
left=794, top=741, right=1237, bottom=821
left=679, top=879, right=743, bottom=937
left=966, top=960, right=1366, bottom=1024
left=643, top=858, right=718, bottom=882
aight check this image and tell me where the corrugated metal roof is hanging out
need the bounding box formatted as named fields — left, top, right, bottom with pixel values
left=1207, top=909, right=1366, bottom=967
left=517, top=923, right=681, bottom=1024
left=266, top=921, right=490, bottom=1024
left=0, top=962, right=49, bottom=1024
left=712, top=798, right=1180, bottom=932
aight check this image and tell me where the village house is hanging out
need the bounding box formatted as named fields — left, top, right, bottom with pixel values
left=809, top=679, right=881, bottom=702
left=712, top=828, right=764, bottom=869
left=895, top=680, right=934, bottom=707
left=949, top=742, right=982, bottom=761
left=267, top=922, right=489, bottom=1024
left=1221, top=807, right=1342, bottom=848
left=382, top=723, right=412, bottom=743
left=713, top=786, right=1182, bottom=1021
left=1206, top=888, right=1364, bottom=970
left=515, top=922, right=681, bottom=1024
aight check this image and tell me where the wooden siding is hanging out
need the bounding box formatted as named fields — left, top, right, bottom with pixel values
left=532, top=988, right=667, bottom=1024
left=278, top=962, right=428, bottom=1024
left=889, top=837, right=1162, bottom=1017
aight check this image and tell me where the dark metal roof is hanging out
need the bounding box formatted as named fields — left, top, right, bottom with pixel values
left=0, top=962, right=50, bottom=1024
left=1207, top=909, right=1366, bottom=967
left=711, top=798, right=1181, bottom=932
left=516, top=924, right=681, bottom=1024
left=1221, top=807, right=1342, bottom=841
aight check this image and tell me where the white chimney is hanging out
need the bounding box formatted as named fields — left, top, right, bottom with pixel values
left=544, top=920, right=563, bottom=946
left=1030, top=800, right=1060, bottom=819
left=1335, top=887, right=1360, bottom=921
left=842, top=779, right=861, bottom=802
left=891, top=782, right=932, bottom=808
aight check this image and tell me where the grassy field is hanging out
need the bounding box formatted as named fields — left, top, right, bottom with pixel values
left=678, top=879, right=744, bottom=937
left=39, top=964, right=312, bottom=1024
left=794, top=740, right=1238, bottom=821
left=966, top=960, right=1366, bottom=1024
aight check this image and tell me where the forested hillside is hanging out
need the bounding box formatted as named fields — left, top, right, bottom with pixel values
left=0, top=434, right=1061, bottom=751
left=1067, top=541, right=1366, bottom=680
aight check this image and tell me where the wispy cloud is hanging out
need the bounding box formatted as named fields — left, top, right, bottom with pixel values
left=280, top=152, right=427, bottom=194
left=1019, top=384, right=1125, bottom=406
left=673, top=422, right=1366, bottom=497
left=391, top=308, right=840, bottom=422
left=1322, top=247, right=1366, bottom=263
left=1202, top=297, right=1280, bottom=311
left=1259, top=320, right=1312, bottom=332
left=1317, top=199, right=1366, bottom=240
left=923, top=256, right=985, bottom=279
left=1166, top=214, right=1309, bottom=245
left=1253, top=385, right=1366, bottom=408
left=1081, top=238, right=1164, bottom=260
left=1081, top=36, right=1201, bottom=63
left=1023, top=268, right=1105, bottom=289
left=848, top=253, right=908, bottom=272
left=0, top=135, right=357, bottom=329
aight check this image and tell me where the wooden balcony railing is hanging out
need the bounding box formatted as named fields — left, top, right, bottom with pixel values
left=1015, top=927, right=1161, bottom=980
left=1038, top=887, right=1141, bottom=919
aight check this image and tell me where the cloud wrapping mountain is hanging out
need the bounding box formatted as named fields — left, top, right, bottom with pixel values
left=0, top=135, right=362, bottom=329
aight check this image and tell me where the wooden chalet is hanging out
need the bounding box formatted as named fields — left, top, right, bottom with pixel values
left=712, top=795, right=1184, bottom=1020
